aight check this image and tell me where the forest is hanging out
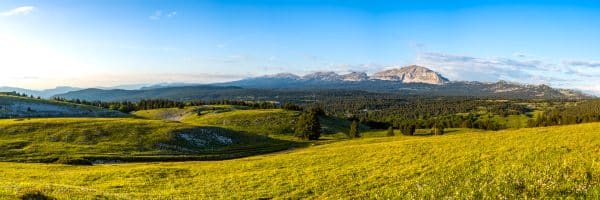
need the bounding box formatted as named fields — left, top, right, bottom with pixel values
left=47, top=90, right=600, bottom=133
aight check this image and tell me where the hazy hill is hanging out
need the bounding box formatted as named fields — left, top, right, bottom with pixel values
left=0, top=94, right=124, bottom=118
left=0, top=86, right=81, bottom=98
left=56, top=85, right=245, bottom=102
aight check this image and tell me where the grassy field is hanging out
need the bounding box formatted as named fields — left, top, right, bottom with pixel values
left=181, top=108, right=300, bottom=135
left=0, top=106, right=367, bottom=165
left=0, top=118, right=295, bottom=163
left=135, top=106, right=365, bottom=138
left=1, top=122, right=599, bottom=199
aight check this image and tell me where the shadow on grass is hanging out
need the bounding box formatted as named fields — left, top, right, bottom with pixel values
left=20, top=191, right=56, bottom=200
left=0, top=125, right=308, bottom=165
left=27, top=126, right=307, bottom=165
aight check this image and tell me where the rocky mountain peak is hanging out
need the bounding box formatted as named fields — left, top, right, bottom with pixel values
left=264, top=73, right=301, bottom=79
left=341, top=72, right=368, bottom=81
left=302, top=71, right=342, bottom=81
left=371, top=65, right=449, bottom=85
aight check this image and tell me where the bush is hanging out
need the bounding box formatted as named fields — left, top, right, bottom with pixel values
left=400, top=123, right=416, bottom=136
left=387, top=126, right=394, bottom=136
left=431, top=127, right=444, bottom=135
left=431, top=124, right=445, bottom=135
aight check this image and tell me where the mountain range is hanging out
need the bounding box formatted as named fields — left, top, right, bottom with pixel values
left=47, top=65, right=590, bottom=101
left=240, top=65, right=449, bottom=84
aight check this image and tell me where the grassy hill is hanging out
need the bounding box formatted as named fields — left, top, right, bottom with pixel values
left=182, top=108, right=299, bottom=135
left=134, top=106, right=368, bottom=137
left=0, top=105, right=363, bottom=165
left=0, top=94, right=124, bottom=118
left=0, top=118, right=295, bottom=163
left=1, top=123, right=599, bottom=199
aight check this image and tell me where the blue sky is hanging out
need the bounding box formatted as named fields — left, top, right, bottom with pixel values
left=1, top=0, right=600, bottom=94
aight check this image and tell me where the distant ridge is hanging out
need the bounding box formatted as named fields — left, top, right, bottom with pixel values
left=0, top=93, right=124, bottom=118
left=52, top=65, right=590, bottom=101
left=240, top=65, right=448, bottom=84
left=0, top=86, right=81, bottom=98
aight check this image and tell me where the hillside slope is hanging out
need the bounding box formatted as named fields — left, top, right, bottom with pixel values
left=0, top=95, right=124, bottom=118
left=134, top=106, right=368, bottom=137
left=0, top=118, right=294, bottom=163
left=1, top=123, right=599, bottom=199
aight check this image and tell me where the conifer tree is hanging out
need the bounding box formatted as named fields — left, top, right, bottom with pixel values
left=348, top=120, right=360, bottom=138
left=295, top=111, right=321, bottom=140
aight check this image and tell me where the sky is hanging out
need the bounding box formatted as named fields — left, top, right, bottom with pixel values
left=1, top=0, right=600, bottom=94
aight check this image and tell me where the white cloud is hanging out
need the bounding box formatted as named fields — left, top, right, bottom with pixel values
left=415, top=52, right=555, bottom=83
left=166, top=11, right=177, bottom=18
left=149, top=10, right=176, bottom=20
left=563, top=60, right=600, bottom=68
left=414, top=52, right=600, bottom=95
left=1, top=6, right=36, bottom=16
left=149, top=10, right=162, bottom=20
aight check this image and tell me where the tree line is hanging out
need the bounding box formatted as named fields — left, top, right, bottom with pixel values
left=527, top=100, right=600, bottom=127
left=52, top=97, right=303, bottom=113
left=1, top=91, right=41, bottom=99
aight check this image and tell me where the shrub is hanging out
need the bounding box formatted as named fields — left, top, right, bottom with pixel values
left=400, top=123, right=416, bottom=136
left=431, top=123, right=445, bottom=135
left=431, top=127, right=444, bottom=135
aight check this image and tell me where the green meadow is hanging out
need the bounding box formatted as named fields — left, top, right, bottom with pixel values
left=1, top=122, right=599, bottom=199
left=1, top=104, right=599, bottom=199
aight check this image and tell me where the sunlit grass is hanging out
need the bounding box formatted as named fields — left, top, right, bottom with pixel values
left=1, top=123, right=599, bottom=199
left=0, top=118, right=293, bottom=163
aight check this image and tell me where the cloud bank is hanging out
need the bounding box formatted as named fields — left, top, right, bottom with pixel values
left=1, top=6, right=35, bottom=16
left=415, top=52, right=600, bottom=95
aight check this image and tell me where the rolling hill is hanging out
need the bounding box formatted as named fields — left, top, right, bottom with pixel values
left=1, top=122, right=599, bottom=199
left=0, top=94, right=124, bottom=118
left=0, top=118, right=295, bottom=163
left=133, top=105, right=369, bottom=137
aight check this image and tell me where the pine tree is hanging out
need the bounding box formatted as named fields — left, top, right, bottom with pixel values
left=348, top=120, right=360, bottom=138
left=295, top=111, right=321, bottom=140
